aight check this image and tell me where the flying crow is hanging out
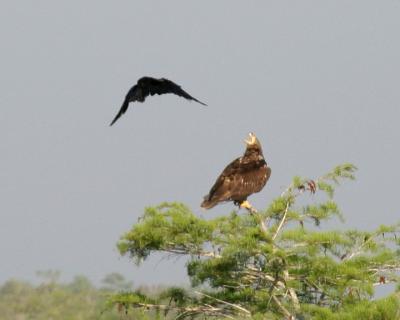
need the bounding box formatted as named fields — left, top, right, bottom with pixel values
left=110, top=77, right=206, bottom=126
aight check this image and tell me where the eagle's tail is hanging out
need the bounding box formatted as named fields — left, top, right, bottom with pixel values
left=200, top=196, right=217, bottom=209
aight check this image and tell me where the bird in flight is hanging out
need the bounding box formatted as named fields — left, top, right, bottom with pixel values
left=110, top=76, right=207, bottom=126
left=201, top=133, right=271, bottom=211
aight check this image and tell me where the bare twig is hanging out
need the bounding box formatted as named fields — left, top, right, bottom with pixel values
left=271, top=295, right=294, bottom=320
left=197, top=251, right=222, bottom=258
left=242, top=202, right=269, bottom=235
left=245, top=266, right=286, bottom=288
left=283, top=270, right=300, bottom=312
left=195, top=291, right=251, bottom=316
left=162, top=245, right=222, bottom=259
left=342, top=232, right=381, bottom=262
left=272, top=201, right=290, bottom=241
left=125, top=301, right=235, bottom=319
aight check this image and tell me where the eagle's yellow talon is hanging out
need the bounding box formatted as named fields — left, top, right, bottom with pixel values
left=200, top=133, right=270, bottom=210
left=240, top=200, right=252, bottom=210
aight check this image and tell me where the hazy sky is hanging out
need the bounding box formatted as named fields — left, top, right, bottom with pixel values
left=1, top=1, right=400, bottom=286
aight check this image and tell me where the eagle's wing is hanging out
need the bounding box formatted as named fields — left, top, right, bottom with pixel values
left=205, top=158, right=242, bottom=201
left=227, top=161, right=270, bottom=199
left=110, top=85, right=141, bottom=126
left=202, top=158, right=270, bottom=208
left=148, top=78, right=207, bottom=106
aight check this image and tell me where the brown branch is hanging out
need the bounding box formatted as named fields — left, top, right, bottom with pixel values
left=195, top=291, right=251, bottom=317
left=341, top=231, right=391, bottom=262
left=271, top=295, right=295, bottom=320
left=243, top=203, right=269, bottom=235
left=128, top=302, right=235, bottom=319
left=245, top=266, right=286, bottom=288
left=162, top=245, right=221, bottom=258
left=197, top=250, right=222, bottom=258
left=283, top=270, right=300, bottom=312
left=272, top=201, right=290, bottom=241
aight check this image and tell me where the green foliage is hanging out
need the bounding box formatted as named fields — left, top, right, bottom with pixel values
left=302, top=293, right=400, bottom=319
left=118, top=202, right=214, bottom=263
left=102, top=272, right=133, bottom=291
left=112, top=163, right=400, bottom=319
left=0, top=273, right=142, bottom=320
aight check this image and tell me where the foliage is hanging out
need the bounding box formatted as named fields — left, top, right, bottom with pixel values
left=102, top=272, right=134, bottom=291
left=0, top=272, right=142, bottom=320
left=112, top=163, right=400, bottom=319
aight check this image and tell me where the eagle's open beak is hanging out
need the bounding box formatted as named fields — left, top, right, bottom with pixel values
left=244, top=132, right=256, bottom=145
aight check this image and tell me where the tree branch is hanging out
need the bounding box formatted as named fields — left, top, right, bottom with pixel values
left=195, top=291, right=251, bottom=317
left=126, top=301, right=236, bottom=319
left=244, top=204, right=269, bottom=234
left=271, top=294, right=295, bottom=320
left=272, top=201, right=290, bottom=241
left=283, top=270, right=300, bottom=312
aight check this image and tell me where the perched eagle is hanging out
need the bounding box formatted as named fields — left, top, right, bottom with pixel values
left=110, top=76, right=206, bottom=126
left=201, top=133, right=271, bottom=210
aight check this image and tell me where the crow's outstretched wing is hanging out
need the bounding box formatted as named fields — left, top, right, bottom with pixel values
left=149, top=78, right=207, bottom=106
left=110, top=77, right=206, bottom=126
left=110, top=85, right=141, bottom=126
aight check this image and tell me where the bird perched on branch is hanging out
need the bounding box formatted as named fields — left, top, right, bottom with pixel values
left=201, top=133, right=271, bottom=211
left=110, top=76, right=207, bottom=126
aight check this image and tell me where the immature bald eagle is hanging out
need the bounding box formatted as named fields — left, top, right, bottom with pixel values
left=201, top=133, right=271, bottom=210
left=110, top=76, right=206, bottom=126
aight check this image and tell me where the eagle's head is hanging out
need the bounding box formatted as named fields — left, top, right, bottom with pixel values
left=244, top=132, right=263, bottom=155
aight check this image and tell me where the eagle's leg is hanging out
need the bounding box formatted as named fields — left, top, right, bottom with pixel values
left=239, top=200, right=268, bottom=233
left=239, top=200, right=257, bottom=213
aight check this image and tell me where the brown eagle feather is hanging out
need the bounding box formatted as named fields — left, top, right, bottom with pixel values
left=201, top=133, right=271, bottom=209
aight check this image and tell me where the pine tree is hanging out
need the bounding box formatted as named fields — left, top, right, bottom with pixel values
left=109, top=164, right=400, bottom=319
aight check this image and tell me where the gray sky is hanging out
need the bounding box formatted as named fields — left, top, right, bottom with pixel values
left=1, top=1, right=400, bottom=286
